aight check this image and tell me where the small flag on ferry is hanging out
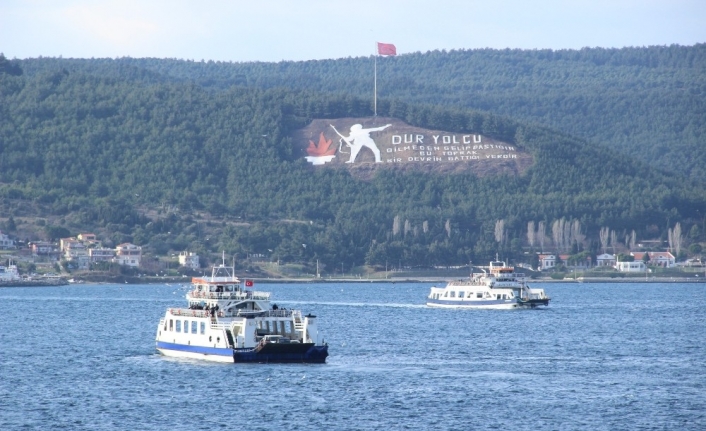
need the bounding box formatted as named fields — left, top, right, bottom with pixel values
left=377, top=42, right=396, bottom=56
left=245, top=279, right=254, bottom=287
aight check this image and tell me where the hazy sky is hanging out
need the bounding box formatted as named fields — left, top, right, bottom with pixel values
left=2, top=0, right=704, bottom=62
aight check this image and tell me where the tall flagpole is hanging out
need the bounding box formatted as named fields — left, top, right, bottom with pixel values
left=374, top=42, right=377, bottom=117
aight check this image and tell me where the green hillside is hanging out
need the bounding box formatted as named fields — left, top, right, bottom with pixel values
left=18, top=44, right=705, bottom=182
left=1, top=51, right=705, bottom=273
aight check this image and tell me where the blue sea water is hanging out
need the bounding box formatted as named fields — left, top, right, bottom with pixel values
left=1, top=282, right=704, bottom=430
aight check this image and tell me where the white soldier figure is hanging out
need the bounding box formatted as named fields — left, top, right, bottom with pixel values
left=331, top=123, right=391, bottom=163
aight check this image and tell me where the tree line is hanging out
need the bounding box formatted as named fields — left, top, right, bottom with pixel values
left=1, top=53, right=704, bottom=272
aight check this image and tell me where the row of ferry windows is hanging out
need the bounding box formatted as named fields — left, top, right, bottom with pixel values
left=438, top=291, right=511, bottom=300
left=166, top=319, right=206, bottom=334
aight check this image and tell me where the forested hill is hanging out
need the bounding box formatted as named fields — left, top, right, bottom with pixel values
left=17, top=44, right=706, bottom=184
left=0, top=53, right=704, bottom=272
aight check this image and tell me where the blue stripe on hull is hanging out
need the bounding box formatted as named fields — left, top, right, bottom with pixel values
left=156, top=341, right=232, bottom=357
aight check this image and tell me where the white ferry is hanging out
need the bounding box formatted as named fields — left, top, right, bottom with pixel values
left=155, top=259, right=328, bottom=363
left=427, top=260, right=550, bottom=309
left=0, top=261, right=20, bottom=282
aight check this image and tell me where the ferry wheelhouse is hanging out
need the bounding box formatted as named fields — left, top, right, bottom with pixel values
left=155, top=261, right=328, bottom=363
left=427, top=260, right=550, bottom=309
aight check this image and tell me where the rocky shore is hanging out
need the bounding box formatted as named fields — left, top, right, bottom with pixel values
left=0, top=278, right=68, bottom=287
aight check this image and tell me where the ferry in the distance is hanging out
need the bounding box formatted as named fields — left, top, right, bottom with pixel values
left=0, top=261, right=20, bottom=282
left=427, top=260, right=550, bottom=309
left=155, top=258, right=328, bottom=363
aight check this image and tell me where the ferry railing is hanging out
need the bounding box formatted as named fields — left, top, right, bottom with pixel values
left=187, top=290, right=271, bottom=301
left=169, top=307, right=298, bottom=319
left=169, top=308, right=220, bottom=318
left=262, top=309, right=294, bottom=318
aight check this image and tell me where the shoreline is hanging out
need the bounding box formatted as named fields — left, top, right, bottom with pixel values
left=0, top=279, right=69, bottom=287
left=3, top=276, right=704, bottom=286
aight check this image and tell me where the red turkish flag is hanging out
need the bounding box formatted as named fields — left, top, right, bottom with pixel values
left=377, top=42, right=397, bottom=56
left=245, top=279, right=254, bottom=287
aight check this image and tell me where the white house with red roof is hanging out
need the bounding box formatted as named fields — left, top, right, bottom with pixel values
left=631, top=251, right=675, bottom=268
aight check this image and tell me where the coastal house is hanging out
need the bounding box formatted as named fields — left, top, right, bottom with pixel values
left=616, top=261, right=647, bottom=272
left=115, top=243, right=142, bottom=267
left=0, top=231, right=15, bottom=250
left=77, top=233, right=97, bottom=243
left=179, top=251, right=200, bottom=270
left=631, top=251, right=676, bottom=268
left=538, top=254, right=556, bottom=271
left=30, top=241, right=55, bottom=255
left=89, top=247, right=115, bottom=263
left=64, top=241, right=89, bottom=270
left=596, top=253, right=616, bottom=267
left=60, top=237, right=79, bottom=252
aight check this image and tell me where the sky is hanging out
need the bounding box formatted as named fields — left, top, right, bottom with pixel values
left=1, top=0, right=704, bottom=62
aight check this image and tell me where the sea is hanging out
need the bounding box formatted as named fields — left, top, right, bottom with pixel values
left=0, top=281, right=704, bottom=431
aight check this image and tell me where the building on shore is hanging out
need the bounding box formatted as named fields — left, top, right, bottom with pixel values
left=179, top=251, right=200, bottom=270
left=0, top=231, right=15, bottom=250
left=115, top=243, right=142, bottom=267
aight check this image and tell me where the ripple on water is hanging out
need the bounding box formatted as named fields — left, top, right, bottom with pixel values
left=0, top=282, right=704, bottom=430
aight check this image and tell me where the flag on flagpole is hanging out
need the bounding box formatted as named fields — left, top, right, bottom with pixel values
left=377, top=42, right=397, bottom=56
left=245, top=279, right=254, bottom=288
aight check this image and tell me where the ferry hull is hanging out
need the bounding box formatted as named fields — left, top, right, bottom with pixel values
left=156, top=341, right=328, bottom=364
left=426, top=300, right=524, bottom=310
left=234, top=344, right=328, bottom=364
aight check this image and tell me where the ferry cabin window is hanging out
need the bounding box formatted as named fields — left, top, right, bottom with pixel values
left=191, top=321, right=198, bottom=333
left=444, top=292, right=448, bottom=297
left=169, top=319, right=173, bottom=331
left=476, top=293, right=483, bottom=298
left=200, top=322, right=206, bottom=335
left=184, top=320, right=189, bottom=333
left=176, top=320, right=182, bottom=333
left=459, top=291, right=465, bottom=298
left=450, top=291, right=456, bottom=298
